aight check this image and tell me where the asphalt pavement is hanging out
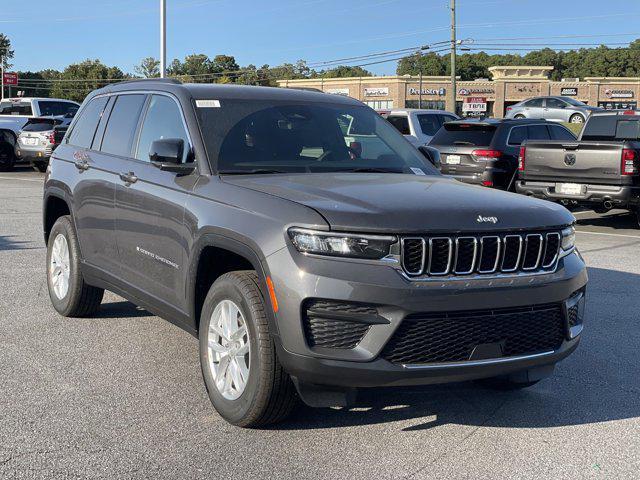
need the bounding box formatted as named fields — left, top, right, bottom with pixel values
left=1, top=167, right=639, bottom=479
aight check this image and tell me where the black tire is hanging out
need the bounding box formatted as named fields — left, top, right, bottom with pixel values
left=46, top=215, right=104, bottom=317
left=0, top=142, right=15, bottom=171
left=514, top=114, right=526, bottom=119
left=475, top=377, right=540, bottom=391
left=199, top=271, right=297, bottom=427
left=569, top=113, right=585, bottom=124
left=32, top=161, right=48, bottom=173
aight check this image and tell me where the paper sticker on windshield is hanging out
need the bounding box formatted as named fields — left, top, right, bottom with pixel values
left=196, top=100, right=221, bottom=108
left=410, top=167, right=426, bottom=175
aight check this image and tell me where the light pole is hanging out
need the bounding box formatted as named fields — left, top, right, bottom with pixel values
left=160, top=0, right=166, bottom=78
left=450, top=0, right=456, bottom=114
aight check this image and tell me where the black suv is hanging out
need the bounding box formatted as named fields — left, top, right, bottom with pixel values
left=430, top=118, right=576, bottom=190
left=44, top=79, right=587, bottom=427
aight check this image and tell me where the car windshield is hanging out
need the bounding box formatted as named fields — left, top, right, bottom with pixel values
left=561, top=97, right=586, bottom=107
left=196, top=100, right=439, bottom=175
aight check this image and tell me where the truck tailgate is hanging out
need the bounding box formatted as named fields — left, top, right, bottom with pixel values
left=522, top=140, right=624, bottom=185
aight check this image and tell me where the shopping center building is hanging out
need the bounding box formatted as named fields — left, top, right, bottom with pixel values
left=277, top=66, right=640, bottom=117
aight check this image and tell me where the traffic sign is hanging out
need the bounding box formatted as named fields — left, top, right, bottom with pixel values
left=2, top=72, right=18, bottom=85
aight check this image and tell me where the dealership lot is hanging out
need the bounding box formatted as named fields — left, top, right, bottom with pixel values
left=1, top=169, right=639, bottom=479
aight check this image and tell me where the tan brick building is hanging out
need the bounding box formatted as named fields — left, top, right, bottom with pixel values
left=277, top=66, right=640, bottom=117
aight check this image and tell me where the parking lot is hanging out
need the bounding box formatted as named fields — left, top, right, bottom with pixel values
left=1, top=167, right=639, bottom=479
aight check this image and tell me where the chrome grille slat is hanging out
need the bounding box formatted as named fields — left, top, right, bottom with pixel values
left=399, top=231, right=562, bottom=279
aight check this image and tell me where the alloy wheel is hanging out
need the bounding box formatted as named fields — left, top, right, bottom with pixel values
left=49, top=234, right=70, bottom=299
left=207, top=299, right=251, bottom=400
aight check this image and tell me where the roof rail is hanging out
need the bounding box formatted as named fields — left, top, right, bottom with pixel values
left=107, top=77, right=182, bottom=87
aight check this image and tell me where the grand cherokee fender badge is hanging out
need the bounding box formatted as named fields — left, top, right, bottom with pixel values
left=136, top=246, right=179, bottom=269
left=477, top=215, right=498, bottom=224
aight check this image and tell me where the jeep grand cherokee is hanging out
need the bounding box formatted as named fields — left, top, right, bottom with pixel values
left=43, top=79, right=587, bottom=427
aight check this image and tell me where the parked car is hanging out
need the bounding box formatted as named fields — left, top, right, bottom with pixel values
left=0, top=97, right=79, bottom=171
left=15, top=116, right=72, bottom=172
left=44, top=79, right=587, bottom=427
left=516, top=110, right=640, bottom=224
left=384, top=108, right=459, bottom=146
left=505, top=96, right=601, bottom=124
left=429, top=118, right=576, bottom=190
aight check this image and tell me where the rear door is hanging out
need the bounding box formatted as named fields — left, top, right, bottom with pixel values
left=62, top=95, right=121, bottom=275
left=112, top=93, right=197, bottom=312
left=522, top=98, right=545, bottom=119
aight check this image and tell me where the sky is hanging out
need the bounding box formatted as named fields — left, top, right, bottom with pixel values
left=2, top=0, right=640, bottom=76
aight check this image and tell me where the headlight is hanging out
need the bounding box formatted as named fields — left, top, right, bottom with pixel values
left=561, top=225, right=576, bottom=251
left=288, top=228, right=397, bottom=259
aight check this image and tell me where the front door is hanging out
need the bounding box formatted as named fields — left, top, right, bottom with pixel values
left=112, top=94, right=197, bottom=313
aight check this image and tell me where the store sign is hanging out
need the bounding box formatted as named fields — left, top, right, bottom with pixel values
left=2, top=72, right=18, bottom=85
left=561, top=87, right=578, bottom=96
left=605, top=89, right=634, bottom=99
left=364, top=87, right=389, bottom=97
left=408, top=87, right=446, bottom=96
left=458, top=87, right=494, bottom=96
left=599, top=101, right=638, bottom=110
left=325, top=88, right=350, bottom=96
left=462, top=97, right=487, bottom=112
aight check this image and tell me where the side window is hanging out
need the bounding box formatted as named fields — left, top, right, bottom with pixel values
left=101, top=94, right=146, bottom=157
left=546, top=98, right=565, bottom=109
left=549, top=125, right=576, bottom=141
left=67, top=97, right=109, bottom=148
left=527, top=125, right=551, bottom=140
left=525, top=98, right=544, bottom=108
left=439, top=115, right=457, bottom=124
left=387, top=115, right=410, bottom=135
left=135, top=95, right=190, bottom=162
left=507, top=126, right=527, bottom=145
left=38, top=101, right=79, bottom=117
left=417, top=114, right=441, bottom=136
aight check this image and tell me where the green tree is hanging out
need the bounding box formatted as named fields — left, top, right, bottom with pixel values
left=135, top=57, right=160, bottom=78
left=397, top=52, right=446, bottom=76
left=320, top=65, right=372, bottom=78
left=50, top=59, right=125, bottom=102
left=0, top=33, right=14, bottom=69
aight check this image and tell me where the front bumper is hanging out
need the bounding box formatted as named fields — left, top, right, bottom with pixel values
left=516, top=180, right=640, bottom=208
left=266, top=245, right=588, bottom=388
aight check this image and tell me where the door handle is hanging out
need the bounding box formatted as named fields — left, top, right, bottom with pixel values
left=74, top=160, right=89, bottom=171
left=119, top=171, right=138, bottom=184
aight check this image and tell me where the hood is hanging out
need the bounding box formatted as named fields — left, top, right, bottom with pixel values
left=223, top=173, right=574, bottom=233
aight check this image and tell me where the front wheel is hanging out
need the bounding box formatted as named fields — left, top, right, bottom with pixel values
left=514, top=114, right=526, bottom=119
left=32, top=160, right=48, bottom=173
left=569, top=113, right=585, bottom=124
left=199, top=271, right=297, bottom=427
left=46, top=216, right=104, bottom=317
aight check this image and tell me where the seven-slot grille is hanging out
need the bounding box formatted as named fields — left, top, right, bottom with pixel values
left=401, top=231, right=561, bottom=277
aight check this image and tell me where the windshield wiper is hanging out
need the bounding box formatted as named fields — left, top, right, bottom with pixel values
left=219, top=169, right=289, bottom=175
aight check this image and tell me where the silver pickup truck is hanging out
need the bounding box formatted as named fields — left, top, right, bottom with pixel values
left=516, top=110, right=640, bottom=225
left=0, top=97, right=79, bottom=171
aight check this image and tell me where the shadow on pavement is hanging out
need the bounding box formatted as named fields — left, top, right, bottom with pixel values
left=97, top=300, right=151, bottom=319
left=576, top=210, right=638, bottom=230
left=272, top=266, right=640, bottom=431
left=0, top=235, right=40, bottom=251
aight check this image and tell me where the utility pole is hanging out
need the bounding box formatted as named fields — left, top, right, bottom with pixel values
left=1, top=55, right=4, bottom=101
left=160, top=0, right=166, bottom=78
left=450, top=0, right=456, bottom=114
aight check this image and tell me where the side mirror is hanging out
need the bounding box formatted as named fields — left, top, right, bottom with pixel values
left=150, top=138, right=194, bottom=173
left=418, top=145, right=441, bottom=169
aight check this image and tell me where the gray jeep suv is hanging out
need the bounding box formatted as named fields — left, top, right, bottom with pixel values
left=43, top=79, right=587, bottom=427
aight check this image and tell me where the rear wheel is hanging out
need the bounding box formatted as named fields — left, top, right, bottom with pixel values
left=47, top=216, right=104, bottom=317
left=514, top=114, right=526, bottom=119
left=0, top=142, right=15, bottom=171
left=569, top=113, right=585, bottom=124
left=199, top=271, right=297, bottom=427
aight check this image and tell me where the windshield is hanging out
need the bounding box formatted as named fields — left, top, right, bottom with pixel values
left=196, top=100, right=439, bottom=175
left=561, top=97, right=587, bottom=107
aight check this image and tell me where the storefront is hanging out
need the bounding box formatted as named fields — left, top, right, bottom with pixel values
left=277, top=67, right=640, bottom=118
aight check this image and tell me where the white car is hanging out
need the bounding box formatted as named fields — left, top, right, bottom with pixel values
left=383, top=109, right=459, bottom=147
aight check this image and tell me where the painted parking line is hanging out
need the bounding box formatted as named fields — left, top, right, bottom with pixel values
left=0, top=176, right=44, bottom=183
left=577, top=230, right=640, bottom=239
